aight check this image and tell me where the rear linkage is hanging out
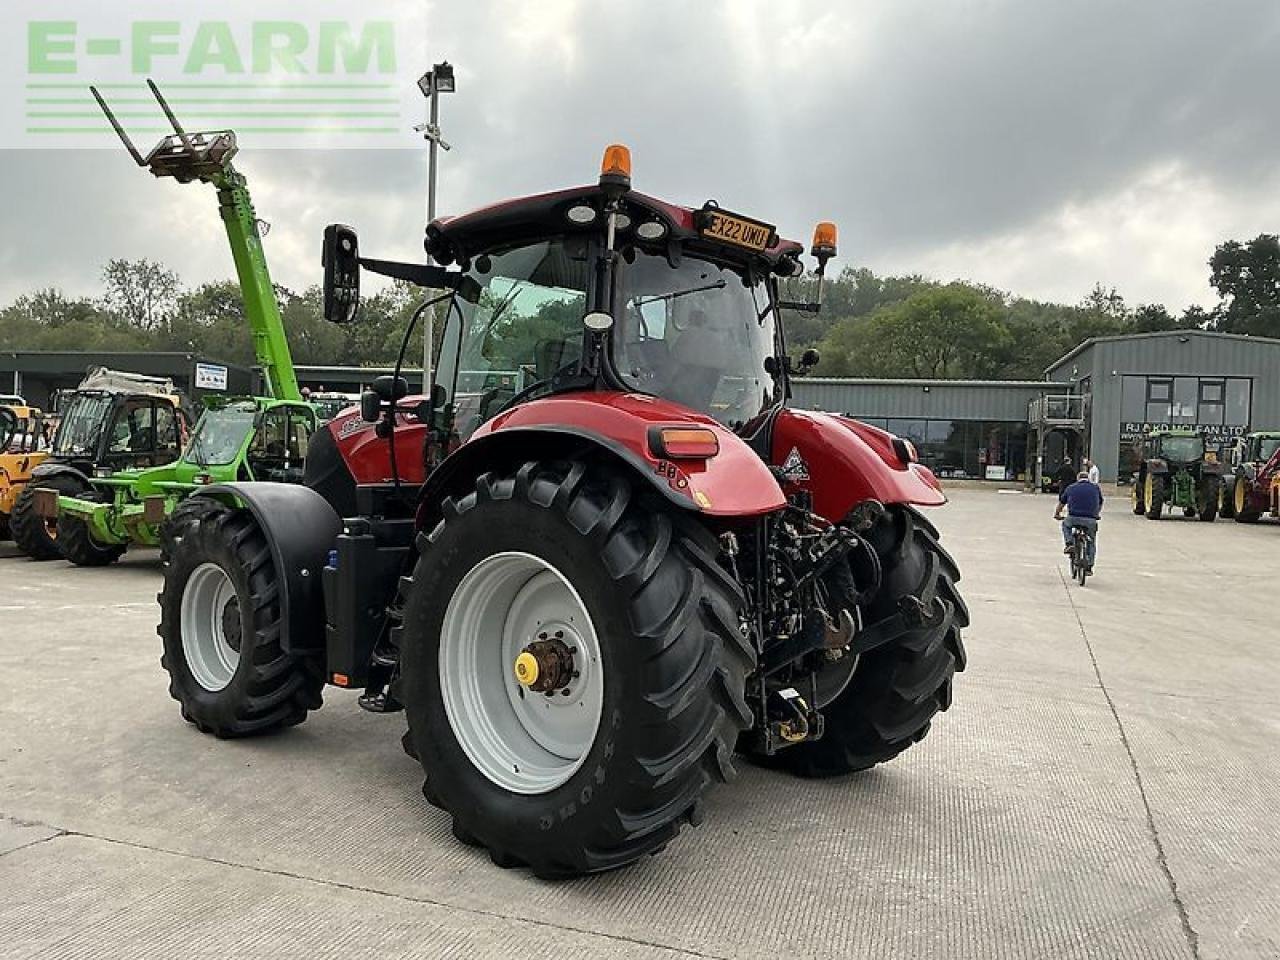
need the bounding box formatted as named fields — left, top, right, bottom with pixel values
left=722, top=491, right=934, bottom=756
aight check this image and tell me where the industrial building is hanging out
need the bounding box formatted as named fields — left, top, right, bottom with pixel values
left=793, top=330, right=1280, bottom=484
left=5, top=331, right=1279, bottom=485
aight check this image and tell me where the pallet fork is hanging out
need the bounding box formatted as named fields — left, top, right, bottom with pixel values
left=91, top=80, right=301, bottom=402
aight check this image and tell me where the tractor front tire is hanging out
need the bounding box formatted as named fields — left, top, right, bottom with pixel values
left=752, top=505, right=968, bottom=777
left=1131, top=479, right=1146, bottom=515
left=159, top=496, right=228, bottom=564
left=158, top=509, right=324, bottom=737
left=11, top=474, right=84, bottom=561
left=1233, top=478, right=1261, bottom=524
left=1146, top=476, right=1165, bottom=520
left=60, top=511, right=126, bottom=567
left=398, top=460, right=754, bottom=878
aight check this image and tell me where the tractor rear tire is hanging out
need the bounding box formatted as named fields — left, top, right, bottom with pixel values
left=1233, top=478, right=1261, bottom=524
left=1131, top=479, right=1146, bottom=515
left=398, top=460, right=754, bottom=878
left=158, top=508, right=325, bottom=737
left=751, top=505, right=968, bottom=777
left=11, top=473, right=84, bottom=561
left=0, top=513, right=9, bottom=541
left=1146, top=476, right=1165, bottom=520
left=59, top=507, right=126, bottom=567
left=159, top=496, right=228, bottom=564
left=1197, top=482, right=1218, bottom=522
left=1220, top=479, right=1236, bottom=519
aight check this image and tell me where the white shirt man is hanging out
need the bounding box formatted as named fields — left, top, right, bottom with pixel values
left=1084, top=458, right=1100, bottom=485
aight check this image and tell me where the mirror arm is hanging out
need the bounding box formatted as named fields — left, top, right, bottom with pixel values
left=359, top=258, right=460, bottom=289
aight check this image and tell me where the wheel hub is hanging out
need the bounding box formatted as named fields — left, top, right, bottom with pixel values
left=439, top=552, right=604, bottom=795
left=513, top=635, right=577, bottom=694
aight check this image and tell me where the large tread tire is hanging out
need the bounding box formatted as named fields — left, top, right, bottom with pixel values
left=1234, top=478, right=1261, bottom=524
left=158, top=508, right=325, bottom=738
left=59, top=508, right=127, bottom=567
left=159, top=496, right=228, bottom=564
left=1146, top=476, right=1165, bottom=520
left=755, top=505, right=968, bottom=778
left=1197, top=481, right=1218, bottom=522
left=11, top=473, right=84, bottom=561
left=1219, top=478, right=1236, bottom=519
left=1131, top=478, right=1146, bottom=516
left=398, top=460, right=755, bottom=878
left=0, top=513, right=10, bottom=542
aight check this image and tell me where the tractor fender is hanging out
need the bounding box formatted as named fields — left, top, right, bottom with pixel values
left=1146, top=459, right=1170, bottom=476
left=771, top=409, right=946, bottom=522
left=190, top=483, right=342, bottom=657
left=418, top=392, right=785, bottom=527
left=29, top=461, right=92, bottom=490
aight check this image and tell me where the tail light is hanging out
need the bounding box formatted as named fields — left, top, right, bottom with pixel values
left=649, top=427, right=720, bottom=460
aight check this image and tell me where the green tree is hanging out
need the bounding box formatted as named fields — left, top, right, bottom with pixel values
left=1208, top=234, right=1280, bottom=337
left=818, top=284, right=1009, bottom=378
left=101, top=258, right=180, bottom=332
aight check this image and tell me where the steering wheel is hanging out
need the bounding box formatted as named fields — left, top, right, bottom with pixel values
left=495, top=360, right=581, bottom=415
left=0, top=407, right=15, bottom=453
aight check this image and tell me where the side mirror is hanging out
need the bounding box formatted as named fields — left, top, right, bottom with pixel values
left=372, top=375, right=409, bottom=402
left=322, top=224, right=360, bottom=325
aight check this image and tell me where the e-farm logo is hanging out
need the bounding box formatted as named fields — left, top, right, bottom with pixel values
left=4, top=4, right=424, bottom=149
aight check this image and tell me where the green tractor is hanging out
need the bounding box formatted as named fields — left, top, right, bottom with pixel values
left=30, top=82, right=316, bottom=566
left=1131, top=428, right=1223, bottom=521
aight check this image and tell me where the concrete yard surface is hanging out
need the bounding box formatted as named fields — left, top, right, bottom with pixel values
left=1, top=488, right=1276, bottom=959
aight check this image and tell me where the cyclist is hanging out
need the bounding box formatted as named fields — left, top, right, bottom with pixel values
left=1054, top=470, right=1102, bottom=573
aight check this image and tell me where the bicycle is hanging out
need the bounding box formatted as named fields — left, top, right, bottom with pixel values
left=1068, top=525, right=1092, bottom=586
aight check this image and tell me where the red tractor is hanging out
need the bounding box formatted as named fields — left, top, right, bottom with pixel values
left=159, top=147, right=968, bottom=877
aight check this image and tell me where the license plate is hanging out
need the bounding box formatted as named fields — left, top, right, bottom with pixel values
left=700, top=210, right=774, bottom=252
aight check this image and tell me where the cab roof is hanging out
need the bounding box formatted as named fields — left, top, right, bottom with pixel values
left=425, top=185, right=804, bottom=275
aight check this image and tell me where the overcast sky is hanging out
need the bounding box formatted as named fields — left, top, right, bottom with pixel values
left=3, top=0, right=1280, bottom=313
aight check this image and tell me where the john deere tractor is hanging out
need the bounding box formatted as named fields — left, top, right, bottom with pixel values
left=1220, top=431, right=1280, bottom=523
left=1131, top=428, right=1222, bottom=521
left=30, top=82, right=316, bottom=566
left=9, top=368, right=188, bottom=559
left=154, top=142, right=969, bottom=877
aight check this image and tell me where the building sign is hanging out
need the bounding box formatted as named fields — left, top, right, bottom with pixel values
left=194, top=362, right=228, bottom=392
left=1120, top=422, right=1247, bottom=447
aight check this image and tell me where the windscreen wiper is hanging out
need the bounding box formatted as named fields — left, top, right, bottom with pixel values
left=634, top=279, right=726, bottom=307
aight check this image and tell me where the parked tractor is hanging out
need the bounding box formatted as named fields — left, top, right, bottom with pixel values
left=1131, top=428, right=1222, bottom=521
left=0, top=404, right=48, bottom=541
left=9, top=368, right=188, bottom=559
left=29, top=83, right=316, bottom=567
left=1219, top=431, right=1280, bottom=523
left=158, top=144, right=969, bottom=877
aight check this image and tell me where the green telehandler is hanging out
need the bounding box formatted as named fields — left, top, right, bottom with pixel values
left=31, top=82, right=317, bottom=566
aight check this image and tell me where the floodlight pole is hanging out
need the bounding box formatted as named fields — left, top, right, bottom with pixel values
left=417, top=62, right=454, bottom=394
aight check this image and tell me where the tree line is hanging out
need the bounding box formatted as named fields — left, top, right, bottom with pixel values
left=3, top=234, right=1278, bottom=380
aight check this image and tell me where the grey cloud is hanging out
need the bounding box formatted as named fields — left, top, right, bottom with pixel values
left=2, top=0, right=1278, bottom=313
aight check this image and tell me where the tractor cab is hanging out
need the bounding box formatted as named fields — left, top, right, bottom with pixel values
left=51, top=387, right=186, bottom=474
left=180, top=398, right=315, bottom=484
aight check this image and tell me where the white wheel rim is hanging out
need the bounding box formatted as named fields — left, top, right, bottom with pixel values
left=439, top=551, right=604, bottom=795
left=181, top=562, right=241, bottom=692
